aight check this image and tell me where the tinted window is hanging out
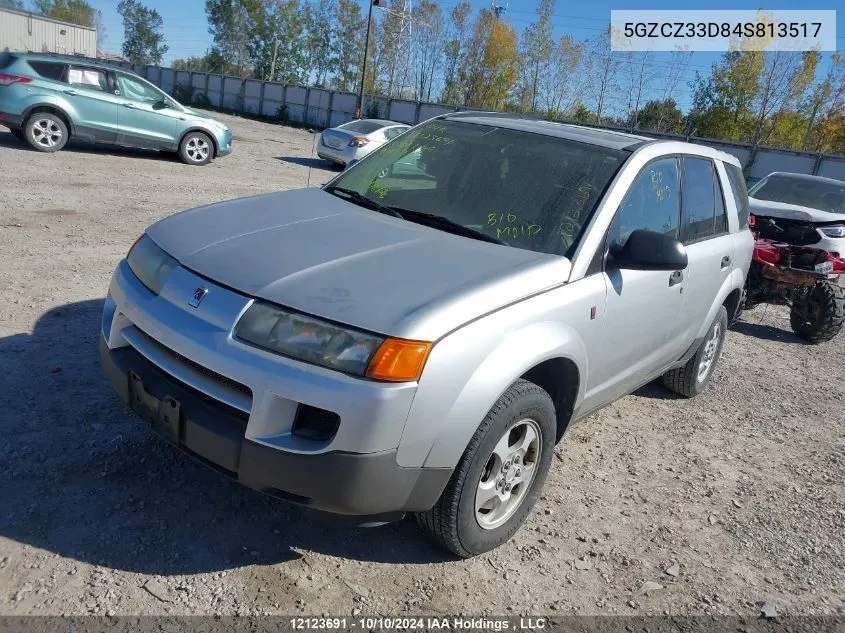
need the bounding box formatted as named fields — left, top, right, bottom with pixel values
left=724, top=162, right=750, bottom=228
left=0, top=53, right=16, bottom=70
left=28, top=61, right=67, bottom=81
left=117, top=74, right=162, bottom=102
left=610, top=157, right=680, bottom=249
left=748, top=174, right=845, bottom=214
left=339, top=120, right=386, bottom=134
left=330, top=119, right=628, bottom=257
left=68, top=66, right=108, bottom=91
left=681, top=157, right=719, bottom=243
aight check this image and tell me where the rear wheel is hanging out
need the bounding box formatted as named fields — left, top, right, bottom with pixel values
left=178, top=131, right=213, bottom=166
left=24, top=112, right=68, bottom=153
left=415, top=379, right=556, bottom=558
left=663, top=306, right=728, bottom=398
left=790, top=280, right=845, bottom=343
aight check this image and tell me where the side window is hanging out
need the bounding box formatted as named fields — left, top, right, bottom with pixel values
left=117, top=74, right=162, bottom=103
left=385, top=127, right=406, bottom=140
left=680, top=157, right=717, bottom=243
left=723, top=162, right=750, bottom=228
left=609, top=157, right=680, bottom=249
left=68, top=66, right=108, bottom=91
left=28, top=61, right=67, bottom=81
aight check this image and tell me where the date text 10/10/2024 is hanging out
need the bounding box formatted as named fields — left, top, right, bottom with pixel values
left=290, top=616, right=548, bottom=630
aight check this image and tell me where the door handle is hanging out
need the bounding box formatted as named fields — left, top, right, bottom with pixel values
left=721, top=255, right=732, bottom=269
left=63, top=90, right=77, bottom=96
left=123, top=103, right=136, bottom=109
left=669, top=270, right=683, bottom=287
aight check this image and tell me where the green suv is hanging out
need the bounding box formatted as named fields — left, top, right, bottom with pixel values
left=0, top=52, right=232, bottom=165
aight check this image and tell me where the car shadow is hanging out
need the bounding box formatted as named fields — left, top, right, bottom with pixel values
left=0, top=128, right=178, bottom=162
left=0, top=299, right=453, bottom=576
left=632, top=379, right=684, bottom=400
left=277, top=155, right=342, bottom=170
left=732, top=319, right=808, bottom=345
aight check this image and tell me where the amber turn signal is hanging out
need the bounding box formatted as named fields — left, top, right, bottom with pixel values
left=367, top=338, right=432, bottom=382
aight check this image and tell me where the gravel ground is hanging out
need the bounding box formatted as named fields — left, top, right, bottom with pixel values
left=0, top=111, right=843, bottom=620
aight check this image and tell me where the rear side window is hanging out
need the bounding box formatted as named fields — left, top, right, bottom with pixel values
left=339, top=120, right=385, bottom=134
left=68, top=66, right=108, bottom=91
left=28, top=61, right=67, bottom=82
left=723, top=162, right=750, bottom=228
left=680, top=157, right=728, bottom=243
left=0, top=53, right=16, bottom=70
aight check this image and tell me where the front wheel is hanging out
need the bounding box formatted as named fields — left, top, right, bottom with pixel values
left=663, top=305, right=728, bottom=398
left=790, top=280, right=845, bottom=343
left=178, top=131, right=213, bottom=165
left=415, top=379, right=556, bottom=558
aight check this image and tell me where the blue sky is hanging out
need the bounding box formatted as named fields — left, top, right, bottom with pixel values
left=89, top=0, right=844, bottom=111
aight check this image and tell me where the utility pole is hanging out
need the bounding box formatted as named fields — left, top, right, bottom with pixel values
left=269, top=37, right=279, bottom=81
left=355, top=0, right=380, bottom=119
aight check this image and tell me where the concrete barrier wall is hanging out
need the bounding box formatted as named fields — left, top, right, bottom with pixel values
left=99, top=60, right=845, bottom=180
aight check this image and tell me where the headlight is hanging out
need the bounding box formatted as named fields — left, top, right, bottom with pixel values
left=234, top=301, right=431, bottom=381
left=126, top=234, right=178, bottom=295
left=820, top=226, right=845, bottom=238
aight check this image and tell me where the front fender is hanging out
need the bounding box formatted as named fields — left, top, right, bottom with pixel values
left=396, top=306, right=588, bottom=469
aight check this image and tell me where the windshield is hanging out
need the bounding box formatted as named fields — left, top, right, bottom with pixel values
left=749, top=174, right=845, bottom=214
left=326, top=119, right=628, bottom=257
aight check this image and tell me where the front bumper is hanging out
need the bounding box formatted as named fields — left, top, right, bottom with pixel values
left=99, top=261, right=451, bottom=517
left=217, top=129, right=233, bottom=156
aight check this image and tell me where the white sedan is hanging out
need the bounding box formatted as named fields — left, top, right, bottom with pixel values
left=317, top=118, right=410, bottom=166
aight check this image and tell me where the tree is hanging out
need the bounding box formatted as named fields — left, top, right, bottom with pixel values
left=34, top=0, right=97, bottom=26
left=801, top=52, right=845, bottom=150
left=515, top=0, right=553, bottom=113
left=205, top=0, right=256, bottom=77
left=301, top=0, right=334, bottom=87
left=571, top=101, right=595, bottom=123
left=750, top=49, right=818, bottom=144
left=172, top=56, right=209, bottom=71
left=331, top=0, right=365, bottom=91
left=621, top=51, right=651, bottom=131
left=541, top=35, right=583, bottom=119
left=251, top=0, right=306, bottom=83
left=583, top=29, right=620, bottom=124
left=441, top=1, right=470, bottom=104
left=117, top=0, right=168, bottom=65
left=458, top=9, right=517, bottom=109
left=653, top=49, right=691, bottom=132
left=411, top=0, right=444, bottom=101
left=0, top=0, right=26, bottom=10
left=634, top=99, right=684, bottom=134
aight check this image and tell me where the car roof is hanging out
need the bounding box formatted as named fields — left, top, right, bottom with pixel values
left=760, top=171, right=845, bottom=186
left=11, top=51, right=117, bottom=73
left=438, top=112, right=740, bottom=165
left=440, top=112, right=652, bottom=151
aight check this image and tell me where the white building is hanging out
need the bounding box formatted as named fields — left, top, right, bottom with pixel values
left=0, top=7, right=97, bottom=58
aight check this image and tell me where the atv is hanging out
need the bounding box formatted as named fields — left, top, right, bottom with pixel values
left=743, top=212, right=845, bottom=343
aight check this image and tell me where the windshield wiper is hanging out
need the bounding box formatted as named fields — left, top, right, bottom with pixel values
left=397, top=209, right=507, bottom=245
left=325, top=186, right=404, bottom=218
left=325, top=186, right=504, bottom=245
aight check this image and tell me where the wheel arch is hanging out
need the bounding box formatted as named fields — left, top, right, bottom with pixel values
left=21, top=103, right=75, bottom=137
left=178, top=127, right=218, bottom=157
left=696, top=269, right=745, bottom=339
left=403, top=319, right=589, bottom=470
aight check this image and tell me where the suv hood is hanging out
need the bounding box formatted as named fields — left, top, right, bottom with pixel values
left=146, top=188, right=571, bottom=340
left=750, top=198, right=845, bottom=224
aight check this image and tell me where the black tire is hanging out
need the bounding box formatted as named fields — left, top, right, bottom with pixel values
left=790, top=280, right=845, bottom=343
left=663, top=306, right=728, bottom=398
left=178, top=131, right=213, bottom=166
left=24, top=112, right=68, bottom=153
left=9, top=127, right=25, bottom=141
left=415, top=379, right=556, bottom=558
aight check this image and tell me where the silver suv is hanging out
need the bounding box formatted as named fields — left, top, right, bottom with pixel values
left=100, top=113, right=753, bottom=557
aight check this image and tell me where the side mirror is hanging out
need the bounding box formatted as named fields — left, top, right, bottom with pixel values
left=157, top=99, right=171, bottom=109
left=609, top=229, right=688, bottom=271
